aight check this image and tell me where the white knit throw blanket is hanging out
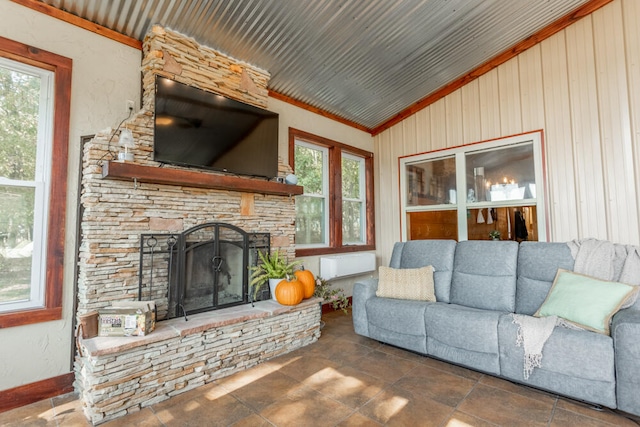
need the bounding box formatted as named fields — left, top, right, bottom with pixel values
left=512, top=314, right=557, bottom=380
left=509, top=239, right=640, bottom=381
left=567, top=238, right=640, bottom=285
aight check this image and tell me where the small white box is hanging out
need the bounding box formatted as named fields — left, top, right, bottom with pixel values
left=98, top=301, right=156, bottom=337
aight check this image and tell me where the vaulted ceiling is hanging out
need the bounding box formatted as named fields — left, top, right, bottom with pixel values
left=21, top=0, right=609, bottom=133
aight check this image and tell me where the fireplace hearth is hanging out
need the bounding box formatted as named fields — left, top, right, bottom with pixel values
left=138, top=223, right=270, bottom=320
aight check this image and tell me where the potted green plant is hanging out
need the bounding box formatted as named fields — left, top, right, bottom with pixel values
left=489, top=230, right=501, bottom=240
left=250, top=250, right=300, bottom=301
left=314, top=276, right=350, bottom=314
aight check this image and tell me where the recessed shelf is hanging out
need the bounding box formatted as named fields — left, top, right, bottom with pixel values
left=101, top=161, right=303, bottom=196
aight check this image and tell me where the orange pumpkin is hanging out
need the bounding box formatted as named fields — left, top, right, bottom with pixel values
left=294, top=267, right=316, bottom=299
left=275, top=277, right=304, bottom=305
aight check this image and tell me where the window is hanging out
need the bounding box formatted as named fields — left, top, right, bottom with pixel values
left=399, top=131, right=547, bottom=242
left=290, top=128, right=374, bottom=256
left=294, top=141, right=329, bottom=246
left=341, top=153, right=366, bottom=244
left=0, top=36, right=71, bottom=327
left=0, top=58, right=52, bottom=312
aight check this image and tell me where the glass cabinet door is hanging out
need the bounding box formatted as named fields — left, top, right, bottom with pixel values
left=405, top=156, right=456, bottom=207
left=465, top=143, right=535, bottom=204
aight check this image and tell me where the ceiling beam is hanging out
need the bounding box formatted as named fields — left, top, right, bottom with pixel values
left=370, top=0, right=614, bottom=136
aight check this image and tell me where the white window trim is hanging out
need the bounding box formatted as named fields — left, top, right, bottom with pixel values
left=295, top=139, right=330, bottom=249
left=399, top=131, right=547, bottom=242
left=342, top=152, right=366, bottom=245
left=0, top=57, right=54, bottom=313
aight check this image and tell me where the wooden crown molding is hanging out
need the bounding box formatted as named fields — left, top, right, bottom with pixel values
left=371, top=0, right=614, bottom=136
left=12, top=0, right=613, bottom=136
left=10, top=0, right=142, bottom=50
left=269, top=90, right=371, bottom=133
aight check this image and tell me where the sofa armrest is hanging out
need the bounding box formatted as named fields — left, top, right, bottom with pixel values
left=352, top=278, right=378, bottom=338
left=612, top=309, right=640, bottom=415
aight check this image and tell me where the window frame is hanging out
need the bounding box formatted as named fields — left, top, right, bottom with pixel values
left=289, top=128, right=375, bottom=256
left=293, top=140, right=330, bottom=249
left=0, top=36, right=71, bottom=328
left=341, top=152, right=367, bottom=245
left=399, top=130, right=548, bottom=242
left=0, top=57, right=53, bottom=312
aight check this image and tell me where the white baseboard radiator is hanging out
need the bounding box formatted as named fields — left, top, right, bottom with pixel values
left=320, top=252, right=376, bottom=279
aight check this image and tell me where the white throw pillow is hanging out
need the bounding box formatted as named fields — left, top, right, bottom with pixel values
left=376, top=265, right=436, bottom=301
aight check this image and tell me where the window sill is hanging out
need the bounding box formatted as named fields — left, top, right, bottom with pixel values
left=0, top=306, right=62, bottom=328
left=295, top=244, right=375, bottom=257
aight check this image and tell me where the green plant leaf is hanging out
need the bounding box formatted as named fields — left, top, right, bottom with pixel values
left=249, top=249, right=302, bottom=299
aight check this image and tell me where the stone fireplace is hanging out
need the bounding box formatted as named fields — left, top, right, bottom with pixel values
left=77, top=25, right=295, bottom=317
left=138, top=222, right=271, bottom=320
left=74, top=26, right=321, bottom=425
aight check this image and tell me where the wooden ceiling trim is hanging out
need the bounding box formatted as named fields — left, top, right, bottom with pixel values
left=11, top=0, right=366, bottom=134
left=11, top=0, right=614, bottom=135
left=269, top=89, right=371, bottom=134
left=371, top=0, right=614, bottom=136
left=10, top=0, right=142, bottom=50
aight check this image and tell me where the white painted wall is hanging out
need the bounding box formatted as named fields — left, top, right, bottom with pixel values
left=268, top=97, right=376, bottom=296
left=0, top=0, right=141, bottom=390
left=269, top=97, right=373, bottom=159
left=374, top=0, right=640, bottom=266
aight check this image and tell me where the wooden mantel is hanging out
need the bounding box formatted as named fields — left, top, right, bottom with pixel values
left=101, top=161, right=303, bottom=196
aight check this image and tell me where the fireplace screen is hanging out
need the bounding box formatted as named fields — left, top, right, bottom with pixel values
left=138, top=223, right=270, bottom=320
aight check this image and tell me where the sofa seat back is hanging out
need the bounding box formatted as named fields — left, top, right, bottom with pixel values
left=389, top=239, right=457, bottom=302
left=451, top=240, right=519, bottom=312
left=516, top=241, right=575, bottom=315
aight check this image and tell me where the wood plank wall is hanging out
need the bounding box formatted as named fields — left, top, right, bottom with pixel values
left=374, top=0, right=640, bottom=265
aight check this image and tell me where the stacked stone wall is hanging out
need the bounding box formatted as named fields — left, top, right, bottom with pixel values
left=78, top=25, right=294, bottom=315
left=76, top=300, right=321, bottom=424
left=75, top=26, right=313, bottom=425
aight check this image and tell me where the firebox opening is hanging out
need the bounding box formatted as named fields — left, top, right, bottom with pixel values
left=138, top=222, right=270, bottom=320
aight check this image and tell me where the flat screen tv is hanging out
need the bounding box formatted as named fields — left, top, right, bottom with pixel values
left=154, top=76, right=279, bottom=179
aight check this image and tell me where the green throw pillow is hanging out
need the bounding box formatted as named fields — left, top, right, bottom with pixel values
left=534, top=269, right=639, bottom=335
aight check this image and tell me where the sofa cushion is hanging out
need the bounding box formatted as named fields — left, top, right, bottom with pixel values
left=450, top=240, right=518, bottom=312
left=516, top=241, right=575, bottom=315
left=376, top=265, right=435, bottom=301
left=425, top=303, right=502, bottom=374
left=534, top=269, right=638, bottom=335
left=366, top=296, right=429, bottom=353
left=389, top=240, right=456, bottom=302
left=498, top=315, right=616, bottom=407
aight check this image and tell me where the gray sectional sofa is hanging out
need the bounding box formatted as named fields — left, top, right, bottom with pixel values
left=352, top=240, right=640, bottom=416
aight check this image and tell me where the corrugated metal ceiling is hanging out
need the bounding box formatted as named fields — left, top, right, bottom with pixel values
left=39, top=0, right=593, bottom=130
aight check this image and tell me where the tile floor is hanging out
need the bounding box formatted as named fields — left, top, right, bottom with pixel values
left=1, top=309, right=639, bottom=426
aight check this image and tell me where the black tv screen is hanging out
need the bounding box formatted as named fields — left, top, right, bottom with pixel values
left=154, top=76, right=279, bottom=179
